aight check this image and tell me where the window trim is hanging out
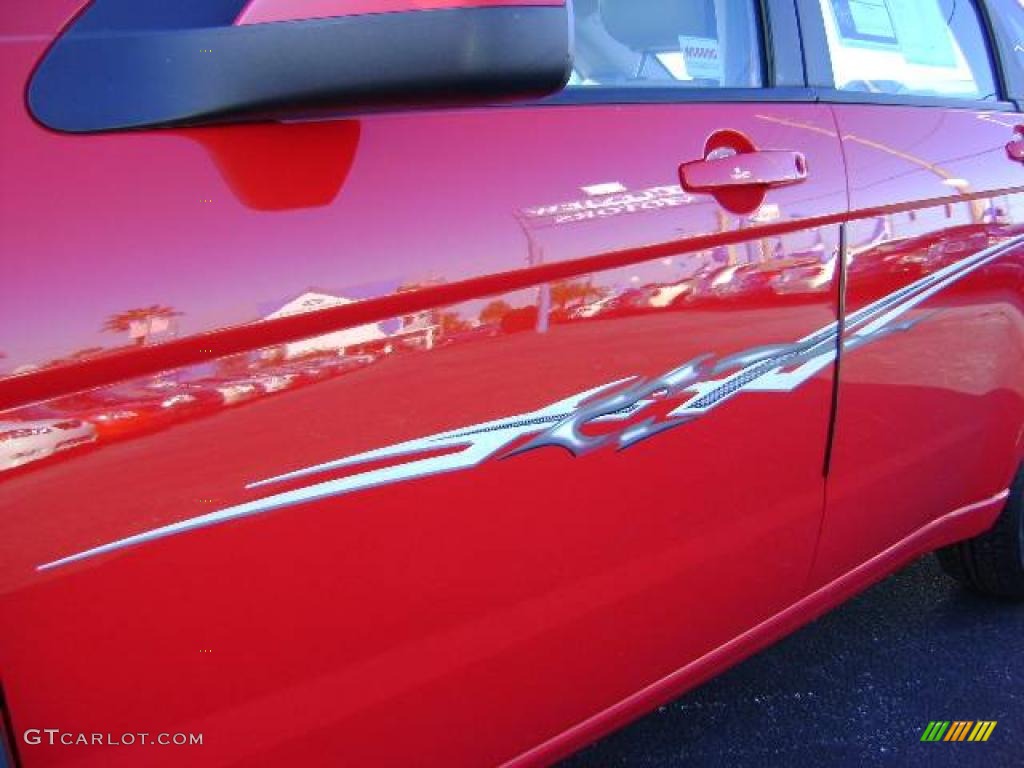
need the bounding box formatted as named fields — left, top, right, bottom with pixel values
left=764, top=0, right=807, bottom=87
left=541, top=85, right=816, bottom=105
left=794, top=0, right=833, bottom=88
left=809, top=89, right=1015, bottom=110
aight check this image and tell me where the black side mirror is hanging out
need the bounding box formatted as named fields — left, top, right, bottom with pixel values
left=29, top=1, right=573, bottom=133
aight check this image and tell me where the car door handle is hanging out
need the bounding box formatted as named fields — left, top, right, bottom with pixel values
left=679, top=149, right=808, bottom=193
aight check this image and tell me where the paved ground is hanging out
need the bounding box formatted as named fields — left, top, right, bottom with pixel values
left=559, top=555, right=1023, bottom=768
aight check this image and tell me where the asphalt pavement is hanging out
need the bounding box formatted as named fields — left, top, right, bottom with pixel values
left=559, top=555, right=1023, bottom=768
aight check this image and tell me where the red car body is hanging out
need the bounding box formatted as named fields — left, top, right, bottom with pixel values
left=1, top=1, right=1023, bottom=766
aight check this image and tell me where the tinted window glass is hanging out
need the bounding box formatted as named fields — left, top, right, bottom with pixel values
left=817, top=0, right=997, bottom=99
left=569, top=0, right=763, bottom=88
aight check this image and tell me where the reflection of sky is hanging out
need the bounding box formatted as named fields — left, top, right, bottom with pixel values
left=2, top=118, right=536, bottom=369
left=253, top=279, right=402, bottom=318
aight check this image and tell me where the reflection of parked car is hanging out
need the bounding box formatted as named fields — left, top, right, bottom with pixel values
left=317, top=354, right=376, bottom=373
left=200, top=379, right=261, bottom=406
left=248, top=373, right=299, bottom=394
left=648, top=280, right=694, bottom=308
left=771, top=255, right=835, bottom=297
left=571, top=285, right=673, bottom=319
left=154, top=385, right=224, bottom=414
left=570, top=296, right=616, bottom=319
left=595, top=288, right=650, bottom=317
left=438, top=325, right=500, bottom=346
left=49, top=387, right=211, bottom=441
left=271, top=354, right=375, bottom=387
left=707, top=264, right=775, bottom=302
left=847, top=223, right=1004, bottom=302
left=0, top=418, right=96, bottom=471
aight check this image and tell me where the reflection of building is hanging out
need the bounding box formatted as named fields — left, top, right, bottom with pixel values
left=395, top=310, right=437, bottom=351
left=263, top=289, right=441, bottom=359
left=263, top=291, right=387, bottom=359
left=394, top=281, right=443, bottom=351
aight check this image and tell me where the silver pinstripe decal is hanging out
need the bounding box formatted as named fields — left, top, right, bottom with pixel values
left=37, top=236, right=1021, bottom=571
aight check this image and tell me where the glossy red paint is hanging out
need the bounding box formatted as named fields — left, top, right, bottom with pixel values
left=813, top=105, right=1024, bottom=587
left=1, top=2, right=1023, bottom=767
left=236, top=0, right=562, bottom=25
left=508, top=488, right=1008, bottom=767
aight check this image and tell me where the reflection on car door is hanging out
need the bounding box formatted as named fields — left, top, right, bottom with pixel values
left=808, top=0, right=1024, bottom=585
left=813, top=104, right=1024, bottom=585
left=0, top=102, right=848, bottom=768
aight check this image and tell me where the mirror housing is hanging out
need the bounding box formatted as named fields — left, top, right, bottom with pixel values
left=28, top=1, right=573, bottom=133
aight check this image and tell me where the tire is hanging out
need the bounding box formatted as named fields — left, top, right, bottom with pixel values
left=936, top=464, right=1024, bottom=599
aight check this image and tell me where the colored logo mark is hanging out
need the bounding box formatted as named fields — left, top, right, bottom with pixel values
left=921, top=721, right=997, bottom=742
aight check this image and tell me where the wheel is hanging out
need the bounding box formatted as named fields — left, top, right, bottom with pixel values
left=936, top=464, right=1024, bottom=599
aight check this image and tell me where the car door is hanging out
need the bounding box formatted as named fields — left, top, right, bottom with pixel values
left=795, top=0, right=1024, bottom=586
left=1, top=1, right=845, bottom=766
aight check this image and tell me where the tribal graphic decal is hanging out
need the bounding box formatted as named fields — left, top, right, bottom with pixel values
left=37, top=238, right=1017, bottom=570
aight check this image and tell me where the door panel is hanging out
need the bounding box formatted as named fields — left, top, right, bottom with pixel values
left=2, top=15, right=847, bottom=767
left=812, top=104, right=1024, bottom=587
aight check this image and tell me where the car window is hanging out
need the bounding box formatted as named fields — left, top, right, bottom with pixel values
left=816, top=0, right=997, bottom=100
left=568, top=0, right=763, bottom=88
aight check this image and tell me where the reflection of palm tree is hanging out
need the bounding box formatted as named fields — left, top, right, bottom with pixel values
left=550, top=280, right=606, bottom=311
left=102, top=305, right=182, bottom=346
left=438, top=311, right=470, bottom=336
left=479, top=300, right=513, bottom=326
